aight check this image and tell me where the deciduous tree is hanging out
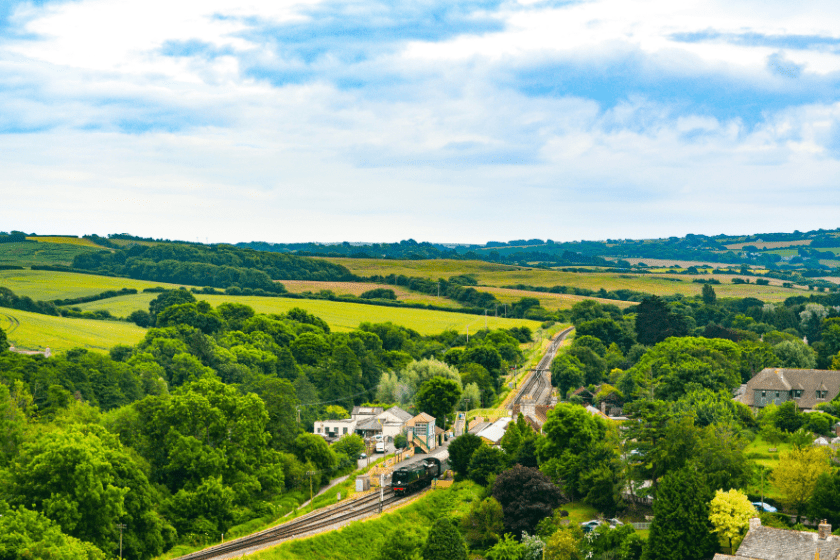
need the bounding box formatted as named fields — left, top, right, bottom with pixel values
left=771, top=446, right=832, bottom=520
left=422, top=517, right=467, bottom=560
left=709, top=489, right=757, bottom=552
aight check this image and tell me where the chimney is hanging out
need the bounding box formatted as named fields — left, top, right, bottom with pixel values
left=819, top=519, right=831, bottom=540
left=749, top=517, right=762, bottom=532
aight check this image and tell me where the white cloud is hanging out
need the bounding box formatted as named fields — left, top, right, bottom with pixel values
left=0, top=0, right=839, bottom=242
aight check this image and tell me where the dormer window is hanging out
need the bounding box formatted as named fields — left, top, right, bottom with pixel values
left=817, top=390, right=828, bottom=399
left=791, top=390, right=802, bottom=398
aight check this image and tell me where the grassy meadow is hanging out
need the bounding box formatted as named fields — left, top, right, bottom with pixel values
left=26, top=235, right=104, bottom=248
left=0, top=269, right=187, bottom=300
left=75, top=293, right=540, bottom=335
left=280, top=280, right=462, bottom=308
left=0, top=308, right=146, bottom=352
left=0, top=241, right=102, bottom=267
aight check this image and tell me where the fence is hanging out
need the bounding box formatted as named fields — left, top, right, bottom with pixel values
left=631, top=522, right=652, bottom=530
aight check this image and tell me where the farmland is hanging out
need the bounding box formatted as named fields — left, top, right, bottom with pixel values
left=280, top=280, right=462, bottom=308
left=0, top=307, right=146, bottom=352
left=0, top=269, right=187, bottom=300
left=26, top=235, right=104, bottom=249
left=76, top=293, right=541, bottom=335
left=480, top=286, right=635, bottom=310
left=0, top=241, right=102, bottom=267
left=325, top=258, right=805, bottom=302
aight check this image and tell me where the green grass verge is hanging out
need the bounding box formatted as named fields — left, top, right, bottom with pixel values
left=0, top=308, right=146, bottom=352
left=247, top=481, right=482, bottom=560
left=0, top=269, right=188, bottom=301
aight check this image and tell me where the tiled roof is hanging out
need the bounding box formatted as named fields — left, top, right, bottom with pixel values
left=737, top=368, right=840, bottom=410
left=737, top=526, right=840, bottom=559
left=384, top=406, right=413, bottom=422
left=406, top=412, right=435, bottom=426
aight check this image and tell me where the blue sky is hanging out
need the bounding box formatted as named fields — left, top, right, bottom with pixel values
left=1, top=0, right=839, bottom=243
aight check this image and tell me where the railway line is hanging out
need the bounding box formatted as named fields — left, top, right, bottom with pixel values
left=509, top=326, right=574, bottom=408
left=176, top=488, right=404, bottom=560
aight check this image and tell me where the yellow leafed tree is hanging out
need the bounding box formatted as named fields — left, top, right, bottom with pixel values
left=709, top=489, right=758, bottom=551
left=771, top=445, right=832, bottom=519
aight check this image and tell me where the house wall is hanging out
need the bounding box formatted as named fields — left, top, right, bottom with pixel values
left=753, top=389, right=789, bottom=408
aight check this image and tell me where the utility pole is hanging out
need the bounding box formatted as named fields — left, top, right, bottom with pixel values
left=306, top=470, right=318, bottom=504
left=379, top=473, right=385, bottom=514
left=466, top=325, right=469, bottom=343
left=116, top=523, right=126, bottom=559
left=484, top=309, right=487, bottom=330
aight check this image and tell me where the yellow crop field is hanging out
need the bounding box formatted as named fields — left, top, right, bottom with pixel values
left=26, top=236, right=103, bottom=248
left=0, top=308, right=146, bottom=353
left=280, top=280, right=461, bottom=308
left=0, top=269, right=187, bottom=301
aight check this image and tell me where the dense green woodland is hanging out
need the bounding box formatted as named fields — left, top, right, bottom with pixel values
left=3, top=282, right=840, bottom=558
left=0, top=288, right=529, bottom=559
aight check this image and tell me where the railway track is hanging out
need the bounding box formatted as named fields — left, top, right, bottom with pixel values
left=176, top=488, right=404, bottom=560
left=510, top=326, right=573, bottom=408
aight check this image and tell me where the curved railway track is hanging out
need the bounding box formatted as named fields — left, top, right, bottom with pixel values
left=510, top=326, right=574, bottom=408
left=176, top=487, right=406, bottom=560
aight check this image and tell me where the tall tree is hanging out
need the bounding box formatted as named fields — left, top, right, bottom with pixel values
left=492, top=465, right=564, bottom=537
left=448, top=433, right=483, bottom=479
left=771, top=446, right=832, bottom=521
left=642, top=466, right=717, bottom=560
left=422, top=517, right=468, bottom=560
left=635, top=296, right=689, bottom=346
left=415, top=376, right=462, bottom=427
left=702, top=284, right=717, bottom=306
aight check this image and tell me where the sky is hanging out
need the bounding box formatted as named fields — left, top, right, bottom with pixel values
left=1, top=0, right=839, bottom=244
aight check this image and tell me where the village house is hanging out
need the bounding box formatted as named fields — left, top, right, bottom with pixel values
left=405, top=412, right=438, bottom=453
left=736, top=368, right=840, bottom=412
left=714, top=517, right=840, bottom=559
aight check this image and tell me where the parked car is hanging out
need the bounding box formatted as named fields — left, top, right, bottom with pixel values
left=359, top=452, right=367, bottom=459
left=752, top=501, right=777, bottom=513
left=375, top=442, right=385, bottom=453
left=580, top=520, right=604, bottom=533
left=607, top=518, right=624, bottom=527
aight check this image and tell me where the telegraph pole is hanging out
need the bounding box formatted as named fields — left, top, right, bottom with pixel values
left=116, top=523, right=126, bottom=559
left=306, top=470, right=318, bottom=504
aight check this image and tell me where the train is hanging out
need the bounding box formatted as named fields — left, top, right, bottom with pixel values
left=391, top=456, right=444, bottom=496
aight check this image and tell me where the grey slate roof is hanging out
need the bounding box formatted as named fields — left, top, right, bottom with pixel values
left=351, top=406, right=383, bottom=417
left=385, top=406, right=413, bottom=422
left=736, top=526, right=840, bottom=559
left=738, top=368, right=840, bottom=410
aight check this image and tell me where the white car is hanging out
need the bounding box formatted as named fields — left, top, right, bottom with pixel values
left=375, top=442, right=385, bottom=453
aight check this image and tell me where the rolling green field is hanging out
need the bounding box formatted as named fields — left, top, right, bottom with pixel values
left=26, top=236, right=104, bottom=248
left=0, top=269, right=188, bottom=300
left=76, top=293, right=541, bottom=335
left=0, top=308, right=147, bottom=352
left=480, top=286, right=635, bottom=310
left=0, top=242, right=103, bottom=267
left=280, top=280, right=462, bottom=308
left=325, top=258, right=807, bottom=302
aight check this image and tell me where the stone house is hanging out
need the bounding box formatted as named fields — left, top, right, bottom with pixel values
left=714, top=517, right=840, bottom=559
left=736, top=368, right=840, bottom=412
left=405, top=412, right=437, bottom=453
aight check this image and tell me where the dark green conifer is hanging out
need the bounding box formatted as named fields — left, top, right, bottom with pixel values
left=422, top=516, right=468, bottom=560
left=643, top=466, right=718, bottom=560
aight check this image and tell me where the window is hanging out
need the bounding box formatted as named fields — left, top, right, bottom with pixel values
left=343, top=427, right=348, bottom=434
left=775, top=391, right=779, bottom=399
left=317, top=427, right=322, bottom=433
left=761, top=391, right=766, bottom=397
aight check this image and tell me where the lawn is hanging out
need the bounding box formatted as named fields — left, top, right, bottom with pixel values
left=0, top=241, right=103, bottom=267
left=743, top=436, right=793, bottom=501
left=75, top=293, right=542, bottom=335
left=0, top=308, right=147, bottom=352
left=0, top=269, right=187, bottom=300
